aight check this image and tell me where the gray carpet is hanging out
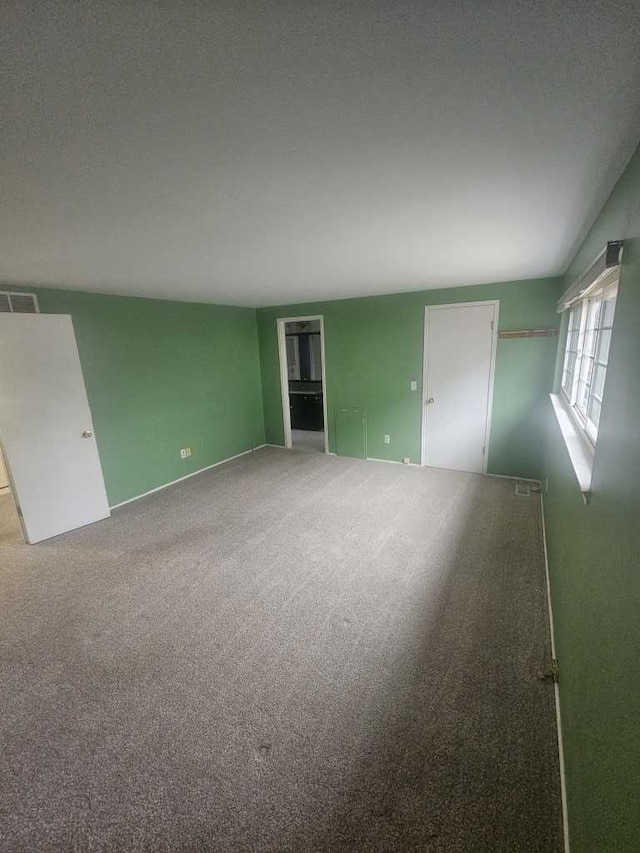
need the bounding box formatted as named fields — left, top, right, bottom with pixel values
left=0, top=447, right=562, bottom=852
left=0, top=491, right=22, bottom=546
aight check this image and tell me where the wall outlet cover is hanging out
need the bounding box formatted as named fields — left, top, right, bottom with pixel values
left=410, top=380, right=418, bottom=391
left=384, top=434, right=390, bottom=444
left=402, top=457, right=411, bottom=464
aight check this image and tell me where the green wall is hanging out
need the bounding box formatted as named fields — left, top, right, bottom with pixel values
left=542, top=143, right=640, bottom=852
left=258, top=277, right=560, bottom=479
left=14, top=288, right=265, bottom=506
left=6, top=150, right=637, bottom=849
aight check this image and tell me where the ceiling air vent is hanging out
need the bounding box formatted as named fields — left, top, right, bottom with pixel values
left=0, top=292, right=40, bottom=313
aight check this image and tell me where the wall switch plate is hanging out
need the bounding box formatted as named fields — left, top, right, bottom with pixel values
left=186, top=447, right=192, bottom=457
left=180, top=448, right=188, bottom=459
left=410, top=380, right=418, bottom=391
left=384, top=434, right=390, bottom=444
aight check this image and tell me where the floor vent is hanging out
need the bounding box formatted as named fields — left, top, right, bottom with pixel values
left=0, top=291, right=39, bottom=313
left=515, top=483, right=531, bottom=497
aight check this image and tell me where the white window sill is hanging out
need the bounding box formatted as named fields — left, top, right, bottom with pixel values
left=549, top=394, right=594, bottom=503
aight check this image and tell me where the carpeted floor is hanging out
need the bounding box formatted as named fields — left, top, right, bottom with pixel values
left=0, top=491, right=22, bottom=546
left=0, top=447, right=562, bottom=852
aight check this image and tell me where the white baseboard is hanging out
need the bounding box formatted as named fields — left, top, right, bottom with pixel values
left=109, top=445, right=266, bottom=510
left=366, top=456, right=421, bottom=468
left=265, top=448, right=541, bottom=482
left=366, top=459, right=542, bottom=479
left=486, top=472, right=542, bottom=485
left=266, top=447, right=544, bottom=482
left=540, top=492, right=571, bottom=853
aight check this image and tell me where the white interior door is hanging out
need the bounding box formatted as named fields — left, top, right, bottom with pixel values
left=0, top=314, right=110, bottom=543
left=422, top=302, right=498, bottom=473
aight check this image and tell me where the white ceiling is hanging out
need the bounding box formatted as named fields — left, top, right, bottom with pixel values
left=2, top=1, right=640, bottom=307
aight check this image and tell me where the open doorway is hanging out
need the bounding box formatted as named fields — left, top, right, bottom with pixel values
left=277, top=315, right=328, bottom=454
left=0, top=443, right=22, bottom=544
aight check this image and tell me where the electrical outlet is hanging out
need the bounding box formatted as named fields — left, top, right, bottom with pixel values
left=384, top=434, right=390, bottom=444
left=410, top=380, right=418, bottom=391
left=402, top=457, right=410, bottom=464
left=186, top=447, right=192, bottom=457
left=180, top=448, right=188, bottom=459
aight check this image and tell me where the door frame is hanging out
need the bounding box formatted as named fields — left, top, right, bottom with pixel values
left=277, top=315, right=329, bottom=453
left=421, top=300, right=499, bottom=473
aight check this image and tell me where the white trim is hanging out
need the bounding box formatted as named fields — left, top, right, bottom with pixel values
left=559, top=275, right=618, bottom=449
left=366, top=456, right=421, bottom=468
left=109, top=445, right=265, bottom=510
left=540, top=491, right=571, bottom=853
left=276, top=321, right=293, bottom=449
left=560, top=383, right=597, bottom=457
left=421, top=300, right=499, bottom=473
left=276, top=315, right=329, bottom=454
left=485, top=472, right=541, bottom=485
left=549, top=394, right=593, bottom=497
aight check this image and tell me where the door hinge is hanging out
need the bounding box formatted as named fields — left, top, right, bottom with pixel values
left=481, top=446, right=486, bottom=455
left=539, top=657, right=560, bottom=684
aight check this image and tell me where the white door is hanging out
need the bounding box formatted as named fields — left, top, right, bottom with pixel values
left=422, top=302, right=498, bottom=473
left=0, top=314, right=110, bottom=543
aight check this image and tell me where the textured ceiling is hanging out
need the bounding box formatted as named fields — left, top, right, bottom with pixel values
left=2, top=1, right=640, bottom=306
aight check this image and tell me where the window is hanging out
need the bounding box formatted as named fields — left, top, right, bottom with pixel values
left=560, top=271, right=618, bottom=445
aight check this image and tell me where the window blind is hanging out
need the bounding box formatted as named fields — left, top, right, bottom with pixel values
left=557, top=240, right=623, bottom=312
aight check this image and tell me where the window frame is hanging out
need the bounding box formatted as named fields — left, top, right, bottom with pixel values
left=559, top=273, right=618, bottom=450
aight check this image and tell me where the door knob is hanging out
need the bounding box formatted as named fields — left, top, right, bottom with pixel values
left=426, top=397, right=435, bottom=405
left=82, top=430, right=93, bottom=438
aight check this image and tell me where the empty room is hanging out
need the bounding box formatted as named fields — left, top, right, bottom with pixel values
left=1, top=2, right=639, bottom=851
